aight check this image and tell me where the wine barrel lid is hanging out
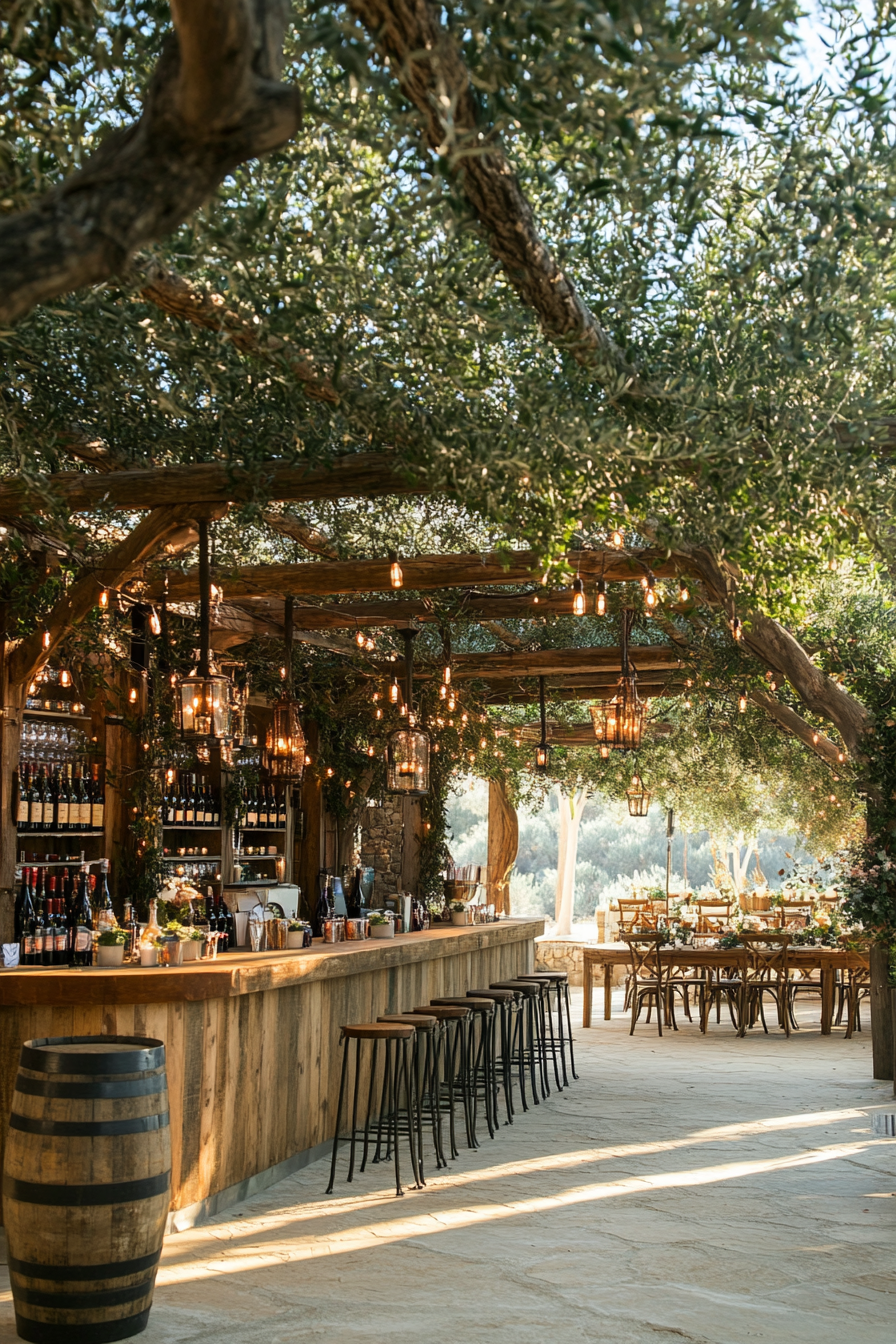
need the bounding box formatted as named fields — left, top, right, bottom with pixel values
left=20, top=1036, right=165, bottom=1075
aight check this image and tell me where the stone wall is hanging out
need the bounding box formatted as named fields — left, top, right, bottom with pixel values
left=360, top=797, right=405, bottom=901
left=535, top=936, right=627, bottom=988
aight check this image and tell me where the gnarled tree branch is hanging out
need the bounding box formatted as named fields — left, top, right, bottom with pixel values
left=262, top=510, right=338, bottom=558
left=0, top=0, right=302, bottom=324
left=347, top=0, right=638, bottom=385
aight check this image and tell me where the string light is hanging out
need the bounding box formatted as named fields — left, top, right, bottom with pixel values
left=42, top=630, right=50, bottom=649
left=596, top=579, right=607, bottom=616
left=356, top=630, right=366, bottom=648
left=611, top=529, right=624, bottom=547
left=129, top=687, right=138, bottom=703
left=448, top=694, right=456, bottom=712
left=572, top=577, right=586, bottom=616
left=730, top=617, right=743, bottom=642
left=149, top=608, right=161, bottom=636
left=439, top=683, right=448, bottom=700
left=326, top=767, right=334, bottom=777
left=389, top=550, right=403, bottom=589
left=738, top=690, right=747, bottom=713
left=365, top=636, right=375, bottom=652
left=644, top=575, right=657, bottom=610
left=389, top=676, right=400, bottom=704
left=679, top=580, right=690, bottom=603
left=99, top=590, right=109, bottom=609
left=59, top=669, right=71, bottom=688
left=443, top=664, right=451, bottom=685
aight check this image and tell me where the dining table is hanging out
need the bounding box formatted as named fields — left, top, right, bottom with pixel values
left=582, top=942, right=863, bottom=1034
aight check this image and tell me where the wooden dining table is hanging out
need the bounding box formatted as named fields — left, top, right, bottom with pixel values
left=582, top=943, right=862, bottom=1034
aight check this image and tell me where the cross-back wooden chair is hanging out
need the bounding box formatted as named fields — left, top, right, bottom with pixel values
left=623, top=934, right=676, bottom=1037
left=737, top=932, right=792, bottom=1036
left=695, top=898, right=733, bottom=934
left=837, top=948, right=871, bottom=1038
left=776, top=903, right=812, bottom=929
left=618, top=899, right=657, bottom=935
left=699, top=944, right=747, bottom=1034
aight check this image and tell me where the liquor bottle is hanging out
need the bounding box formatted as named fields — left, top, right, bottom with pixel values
left=184, top=774, right=196, bottom=827
left=72, top=764, right=87, bottom=831
left=27, top=765, right=41, bottom=832
left=95, top=860, right=116, bottom=937
left=49, top=879, right=66, bottom=964
left=196, top=776, right=207, bottom=826
left=90, top=764, right=104, bottom=831
left=174, top=773, right=185, bottom=826
left=61, top=866, right=74, bottom=923
left=313, top=871, right=331, bottom=939
left=14, top=866, right=31, bottom=944
left=37, top=877, right=53, bottom=966
left=277, top=787, right=287, bottom=830
left=22, top=873, right=38, bottom=966
left=16, top=765, right=30, bottom=832
left=246, top=782, right=258, bottom=829
left=215, top=898, right=229, bottom=953
left=122, top=902, right=138, bottom=961
left=346, top=867, right=364, bottom=919
left=57, top=764, right=71, bottom=832
left=69, top=866, right=94, bottom=966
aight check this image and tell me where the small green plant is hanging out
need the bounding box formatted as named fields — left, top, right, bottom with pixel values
left=450, top=901, right=466, bottom=913
left=718, top=931, right=742, bottom=950
left=98, top=928, right=128, bottom=946
left=163, top=920, right=192, bottom=942
left=369, top=912, right=389, bottom=926
left=288, top=919, right=304, bottom=931
left=188, top=927, right=205, bottom=941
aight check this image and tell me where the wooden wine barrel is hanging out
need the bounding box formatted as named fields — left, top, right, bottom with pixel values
left=2, top=1035, right=171, bottom=1344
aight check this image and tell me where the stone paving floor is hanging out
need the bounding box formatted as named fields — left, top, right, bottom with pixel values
left=2, top=990, right=895, bottom=1343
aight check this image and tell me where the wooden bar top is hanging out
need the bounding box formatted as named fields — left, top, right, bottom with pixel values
left=0, top=919, right=545, bottom=1006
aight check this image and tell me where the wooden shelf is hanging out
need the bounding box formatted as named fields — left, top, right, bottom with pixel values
left=16, top=857, right=108, bottom=869
left=162, top=826, right=222, bottom=832
left=235, top=826, right=286, bottom=833
left=17, top=830, right=104, bottom=839
left=23, top=710, right=92, bottom=723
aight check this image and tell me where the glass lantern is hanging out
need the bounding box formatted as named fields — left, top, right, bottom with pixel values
left=626, top=773, right=652, bottom=817
left=386, top=727, right=430, bottom=796
left=266, top=689, right=306, bottom=781
left=590, top=675, right=646, bottom=751
left=177, top=659, right=231, bottom=742
left=534, top=741, right=551, bottom=775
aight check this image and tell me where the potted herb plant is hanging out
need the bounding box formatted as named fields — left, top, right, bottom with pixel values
left=450, top=901, right=468, bottom=927
left=182, top=928, right=205, bottom=961
left=97, top=928, right=128, bottom=967
left=369, top=912, right=394, bottom=940
left=287, top=919, right=306, bottom=949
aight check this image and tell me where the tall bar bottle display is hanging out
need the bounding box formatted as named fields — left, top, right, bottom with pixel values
left=69, top=866, right=94, bottom=966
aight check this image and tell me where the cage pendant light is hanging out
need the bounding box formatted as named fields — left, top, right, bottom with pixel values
left=177, top=520, right=232, bottom=743
left=626, top=770, right=652, bottom=817
left=534, top=676, right=551, bottom=774
left=266, top=596, right=306, bottom=780
left=386, top=629, right=430, bottom=796
left=589, top=608, right=647, bottom=752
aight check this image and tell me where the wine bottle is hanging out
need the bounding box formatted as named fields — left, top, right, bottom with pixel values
left=73, top=764, right=87, bottom=831
left=216, top=898, right=229, bottom=953
left=90, top=764, right=104, bottom=831
left=69, top=866, right=93, bottom=966
left=210, top=784, right=221, bottom=828
left=47, top=767, right=60, bottom=832
left=36, top=767, right=50, bottom=832
left=21, top=869, right=37, bottom=965
left=61, top=866, right=74, bottom=923
left=57, top=764, right=71, bottom=832
left=313, top=872, right=331, bottom=938
left=277, top=787, right=287, bottom=830
left=174, top=773, right=185, bottom=825
left=16, top=765, right=30, bottom=832
left=50, top=880, right=66, bottom=965
left=346, top=867, right=364, bottom=919
left=37, top=877, right=52, bottom=966
left=14, top=866, right=30, bottom=944
left=27, top=765, right=41, bottom=832
left=95, top=860, right=116, bottom=937
left=247, top=782, right=258, bottom=829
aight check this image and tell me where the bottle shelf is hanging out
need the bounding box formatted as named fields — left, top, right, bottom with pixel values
left=236, top=826, right=286, bottom=834
left=17, top=830, right=105, bottom=839
left=16, top=857, right=108, bottom=869
left=23, top=710, right=93, bottom=723
left=234, top=853, right=281, bottom=861
left=162, top=824, right=222, bottom=831
left=162, top=855, right=222, bottom=863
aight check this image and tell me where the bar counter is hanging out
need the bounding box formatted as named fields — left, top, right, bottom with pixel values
left=0, top=919, right=543, bottom=1230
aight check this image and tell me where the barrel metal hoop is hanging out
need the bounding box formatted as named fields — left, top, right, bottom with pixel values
left=21, top=1036, right=165, bottom=1076
left=14, top=1074, right=166, bottom=1100
left=14, top=1278, right=155, bottom=1309
left=9, top=1111, right=170, bottom=1138
left=8, top=1248, right=162, bottom=1282
left=3, top=1170, right=171, bottom=1206
left=14, top=1306, right=151, bottom=1343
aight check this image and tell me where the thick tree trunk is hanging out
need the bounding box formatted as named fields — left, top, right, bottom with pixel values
left=0, top=1, right=302, bottom=324
left=487, top=778, right=518, bottom=915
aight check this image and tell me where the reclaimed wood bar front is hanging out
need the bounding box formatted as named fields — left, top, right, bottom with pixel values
left=0, top=920, right=542, bottom=1230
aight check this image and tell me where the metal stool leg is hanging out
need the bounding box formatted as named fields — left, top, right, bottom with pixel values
left=400, top=1037, right=424, bottom=1189
left=562, top=979, right=579, bottom=1080
left=360, top=1038, right=379, bottom=1173
left=346, top=1035, right=362, bottom=1183
left=326, top=1031, right=350, bottom=1195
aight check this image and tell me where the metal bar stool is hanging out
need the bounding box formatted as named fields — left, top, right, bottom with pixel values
left=517, top=971, right=579, bottom=1084
left=466, top=987, right=518, bottom=1125
left=491, top=979, right=545, bottom=1111
left=431, top=996, right=498, bottom=1141
left=378, top=1013, right=445, bottom=1176
left=511, top=975, right=556, bottom=1096
left=413, top=1003, right=473, bottom=1157
left=326, top=1021, right=420, bottom=1197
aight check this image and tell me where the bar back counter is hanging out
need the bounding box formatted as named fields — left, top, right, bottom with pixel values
left=0, top=920, right=542, bottom=1230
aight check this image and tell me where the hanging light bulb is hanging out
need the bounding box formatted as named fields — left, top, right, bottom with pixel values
left=42, top=630, right=50, bottom=649
left=611, top=529, right=624, bottom=547
left=386, top=629, right=430, bottom=797
left=600, top=743, right=610, bottom=759
left=534, top=675, right=551, bottom=775
left=149, top=608, right=162, bottom=636
left=59, top=669, right=71, bottom=688
left=572, top=577, right=586, bottom=616
left=738, top=690, right=747, bottom=713
left=730, top=617, right=743, bottom=642
left=365, top=636, right=376, bottom=652
left=389, top=550, right=403, bottom=589
left=596, top=579, right=607, bottom=616
left=355, top=630, right=366, bottom=648
left=678, top=580, right=690, bottom=604
left=99, top=590, right=109, bottom=609
left=326, top=766, right=334, bottom=778
left=366, top=745, right=376, bottom=757
left=129, top=687, right=138, bottom=704
left=644, top=576, right=657, bottom=611
left=461, top=711, right=468, bottom=724
left=443, top=664, right=452, bottom=685
left=375, top=707, right=383, bottom=720
left=439, top=682, right=448, bottom=700
left=479, top=737, right=487, bottom=749
left=447, top=693, right=456, bottom=712
left=389, top=676, right=400, bottom=704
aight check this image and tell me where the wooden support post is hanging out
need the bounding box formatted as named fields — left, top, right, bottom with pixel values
left=870, top=943, right=894, bottom=1081
left=400, top=797, right=423, bottom=892
left=487, top=778, right=518, bottom=916
left=296, top=723, right=322, bottom=921
left=0, top=644, right=24, bottom=941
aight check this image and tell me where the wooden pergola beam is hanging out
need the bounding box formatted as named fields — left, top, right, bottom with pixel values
left=415, top=645, right=681, bottom=680
left=150, top=548, right=693, bottom=601
left=0, top=454, right=422, bottom=519
left=481, top=680, right=679, bottom=704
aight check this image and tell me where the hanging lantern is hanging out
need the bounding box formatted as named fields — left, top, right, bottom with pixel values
left=265, top=597, right=306, bottom=781
left=534, top=675, right=551, bottom=775
left=626, top=773, right=652, bottom=817
left=386, top=628, right=429, bottom=796
left=589, top=609, right=647, bottom=751
left=176, top=521, right=232, bottom=744
left=572, top=577, right=587, bottom=616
